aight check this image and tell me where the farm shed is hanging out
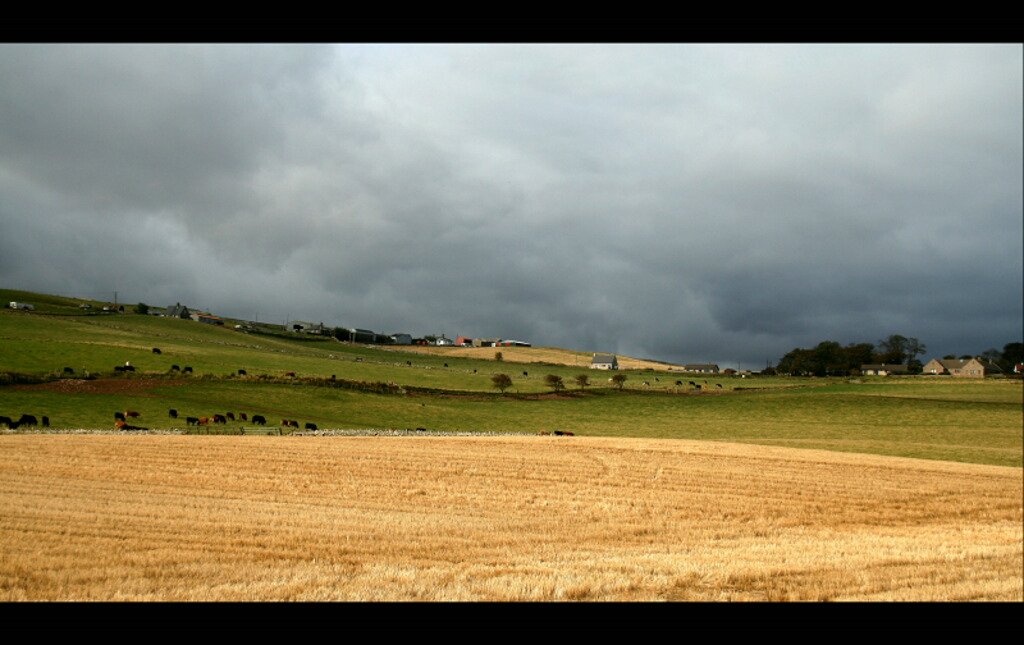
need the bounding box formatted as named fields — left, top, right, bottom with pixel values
left=344, top=328, right=377, bottom=344
left=8, top=302, right=34, bottom=310
left=390, top=333, right=413, bottom=345
left=591, top=354, right=618, bottom=370
left=191, top=313, right=224, bottom=326
left=499, top=340, right=532, bottom=347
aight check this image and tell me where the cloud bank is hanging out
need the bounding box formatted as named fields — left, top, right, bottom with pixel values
left=1, top=44, right=1021, bottom=366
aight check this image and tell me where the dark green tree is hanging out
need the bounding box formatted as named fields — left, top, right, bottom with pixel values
left=133, top=302, right=149, bottom=315
left=574, top=374, right=590, bottom=390
left=1001, top=342, right=1023, bottom=370
left=611, top=373, right=627, bottom=390
left=876, top=335, right=909, bottom=364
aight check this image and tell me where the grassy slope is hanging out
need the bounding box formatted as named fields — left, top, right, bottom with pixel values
left=1, top=290, right=1021, bottom=467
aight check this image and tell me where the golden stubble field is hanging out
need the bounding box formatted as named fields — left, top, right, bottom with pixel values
left=381, top=344, right=681, bottom=371
left=0, top=435, right=1020, bottom=601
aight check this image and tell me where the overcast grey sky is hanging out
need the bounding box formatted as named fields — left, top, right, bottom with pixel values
left=1, top=44, right=1021, bottom=366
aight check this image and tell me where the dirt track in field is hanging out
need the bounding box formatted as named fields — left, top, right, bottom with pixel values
left=11, top=378, right=189, bottom=395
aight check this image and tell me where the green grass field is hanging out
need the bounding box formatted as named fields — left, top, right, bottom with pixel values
left=2, top=289, right=1021, bottom=467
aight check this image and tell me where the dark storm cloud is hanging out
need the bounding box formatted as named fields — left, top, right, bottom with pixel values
left=1, top=44, right=1020, bottom=366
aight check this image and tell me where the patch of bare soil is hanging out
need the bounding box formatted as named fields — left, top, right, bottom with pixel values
left=12, top=378, right=188, bottom=396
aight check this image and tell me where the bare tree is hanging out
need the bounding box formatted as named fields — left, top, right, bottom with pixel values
left=544, top=374, right=565, bottom=392
left=491, top=373, right=512, bottom=394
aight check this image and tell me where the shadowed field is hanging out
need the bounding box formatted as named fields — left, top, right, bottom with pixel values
left=1, top=435, right=1019, bottom=601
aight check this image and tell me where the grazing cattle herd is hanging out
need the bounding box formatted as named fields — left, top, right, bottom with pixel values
left=0, top=414, right=48, bottom=429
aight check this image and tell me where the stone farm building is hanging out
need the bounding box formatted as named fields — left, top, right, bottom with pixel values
left=921, top=358, right=1002, bottom=378
left=290, top=321, right=328, bottom=335
left=591, top=354, right=618, bottom=370
left=163, top=303, right=190, bottom=319
left=684, top=364, right=720, bottom=374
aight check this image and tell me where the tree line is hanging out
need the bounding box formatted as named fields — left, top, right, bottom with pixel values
left=775, top=335, right=1022, bottom=377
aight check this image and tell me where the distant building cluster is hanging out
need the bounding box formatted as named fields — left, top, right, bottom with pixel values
left=148, top=301, right=534, bottom=348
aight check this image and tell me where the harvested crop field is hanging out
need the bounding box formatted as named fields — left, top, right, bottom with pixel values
left=0, top=435, right=1020, bottom=601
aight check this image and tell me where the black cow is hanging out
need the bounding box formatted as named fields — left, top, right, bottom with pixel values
left=0, top=416, right=13, bottom=428
left=41, top=416, right=49, bottom=427
left=238, top=369, right=247, bottom=376
left=183, top=366, right=193, bottom=373
left=17, top=414, right=37, bottom=427
left=522, top=371, right=528, bottom=377
left=170, top=365, right=180, bottom=371
left=63, top=367, right=74, bottom=375
left=169, top=409, right=178, bottom=418
left=443, top=363, right=448, bottom=368
left=675, top=380, right=683, bottom=386
left=186, top=417, right=199, bottom=426
left=152, top=347, right=162, bottom=354
left=251, top=415, right=266, bottom=426
left=226, top=412, right=235, bottom=421
left=716, top=384, right=723, bottom=389
left=114, top=411, right=126, bottom=421
left=304, top=422, right=318, bottom=431
left=212, top=414, right=226, bottom=424
left=406, top=361, right=412, bottom=367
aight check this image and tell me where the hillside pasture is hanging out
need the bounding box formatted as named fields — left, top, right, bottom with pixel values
left=0, top=308, right=808, bottom=393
